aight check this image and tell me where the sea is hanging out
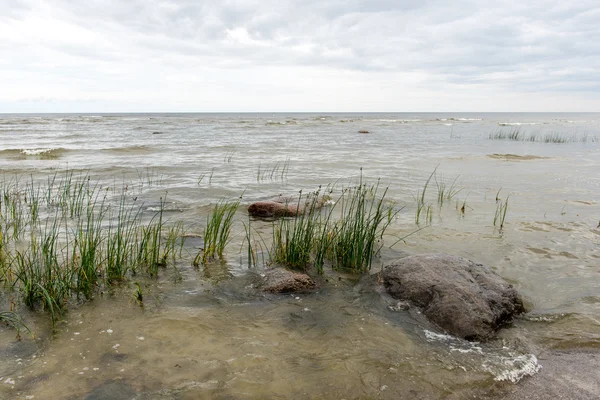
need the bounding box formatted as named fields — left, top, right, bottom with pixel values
left=0, top=112, right=599, bottom=399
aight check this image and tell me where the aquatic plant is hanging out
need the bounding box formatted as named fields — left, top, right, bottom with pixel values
left=489, top=129, right=523, bottom=141
left=131, top=282, right=144, bottom=308
left=436, top=174, right=462, bottom=207
left=328, top=178, right=396, bottom=273
left=542, top=133, right=569, bottom=143
left=136, top=200, right=166, bottom=277
left=0, top=310, right=31, bottom=338
left=105, top=195, right=142, bottom=283
left=271, top=190, right=322, bottom=271
left=197, top=167, right=216, bottom=185
left=0, top=172, right=187, bottom=329
left=195, top=197, right=241, bottom=265
left=257, top=159, right=290, bottom=183
left=494, top=191, right=510, bottom=231
left=416, top=168, right=436, bottom=225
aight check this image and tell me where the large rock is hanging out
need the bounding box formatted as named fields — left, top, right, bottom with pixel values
left=382, top=254, right=524, bottom=341
left=248, top=194, right=329, bottom=218
left=259, top=268, right=316, bottom=293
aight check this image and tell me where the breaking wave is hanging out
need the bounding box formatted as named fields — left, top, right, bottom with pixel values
left=0, top=148, right=68, bottom=158
left=498, top=122, right=539, bottom=126
left=424, top=329, right=541, bottom=383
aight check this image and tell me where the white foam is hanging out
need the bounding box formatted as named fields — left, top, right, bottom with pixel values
left=20, top=148, right=55, bottom=155
left=424, top=330, right=455, bottom=342
left=483, top=354, right=541, bottom=383
left=498, top=122, right=538, bottom=126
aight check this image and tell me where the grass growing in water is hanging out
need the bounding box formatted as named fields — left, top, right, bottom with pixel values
left=494, top=190, right=510, bottom=231
left=415, top=168, right=436, bottom=225
left=195, top=197, right=241, bottom=265
left=271, top=190, right=323, bottom=271
left=257, top=159, right=290, bottom=183
left=328, top=178, right=396, bottom=273
left=0, top=310, right=31, bottom=338
left=0, top=173, right=186, bottom=330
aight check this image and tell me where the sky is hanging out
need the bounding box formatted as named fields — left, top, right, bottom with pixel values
left=1, top=0, right=599, bottom=112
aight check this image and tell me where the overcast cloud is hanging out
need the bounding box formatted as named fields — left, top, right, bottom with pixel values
left=1, top=0, right=599, bottom=112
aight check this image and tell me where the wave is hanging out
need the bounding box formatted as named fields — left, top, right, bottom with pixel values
left=0, top=118, right=52, bottom=125
left=424, top=329, right=541, bottom=383
left=448, top=118, right=483, bottom=122
left=0, top=147, right=68, bottom=159
left=265, top=120, right=298, bottom=126
left=498, top=122, right=538, bottom=126
left=103, top=145, right=155, bottom=154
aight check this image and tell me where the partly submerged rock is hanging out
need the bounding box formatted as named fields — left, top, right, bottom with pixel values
left=85, top=380, right=136, bottom=400
left=382, top=254, right=525, bottom=341
left=358, top=130, right=370, bottom=134
left=248, top=194, right=329, bottom=218
left=259, top=268, right=316, bottom=294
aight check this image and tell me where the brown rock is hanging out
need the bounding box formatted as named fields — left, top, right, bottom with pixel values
left=259, top=268, right=316, bottom=293
left=248, top=194, right=329, bottom=218
left=383, top=254, right=525, bottom=341
left=358, top=130, right=370, bottom=134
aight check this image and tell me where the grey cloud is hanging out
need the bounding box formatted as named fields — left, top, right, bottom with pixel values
left=1, top=0, right=599, bottom=110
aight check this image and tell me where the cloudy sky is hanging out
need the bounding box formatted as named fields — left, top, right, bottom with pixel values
left=1, top=0, right=599, bottom=112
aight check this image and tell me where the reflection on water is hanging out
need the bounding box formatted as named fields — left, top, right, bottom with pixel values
left=1, top=113, right=599, bottom=399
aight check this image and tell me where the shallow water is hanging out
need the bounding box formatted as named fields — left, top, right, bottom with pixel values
left=1, top=113, right=599, bottom=399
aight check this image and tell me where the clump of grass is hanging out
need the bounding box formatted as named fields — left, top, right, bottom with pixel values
left=130, top=282, right=144, bottom=308
left=137, top=200, right=166, bottom=277
left=105, top=194, right=142, bottom=283
left=489, top=128, right=594, bottom=144
left=0, top=310, right=31, bottom=339
left=489, top=129, right=523, bottom=141
left=328, top=178, right=396, bottom=273
left=271, top=190, right=323, bottom=271
left=416, top=168, right=436, bottom=225
left=494, top=190, right=510, bottom=231
left=0, top=172, right=187, bottom=329
left=197, top=167, right=215, bottom=185
left=436, top=174, right=462, bottom=207
left=257, top=159, right=290, bottom=183
left=12, top=217, right=73, bottom=330
left=195, top=197, right=241, bottom=265
left=542, top=133, right=570, bottom=143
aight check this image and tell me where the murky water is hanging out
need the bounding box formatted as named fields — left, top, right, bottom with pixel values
left=1, top=113, right=599, bottom=399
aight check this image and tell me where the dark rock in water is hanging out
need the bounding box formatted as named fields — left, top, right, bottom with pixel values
left=100, top=352, right=128, bottom=364
left=248, top=200, right=300, bottom=218
left=85, top=380, right=136, bottom=400
left=259, top=268, right=316, bottom=294
left=382, top=254, right=524, bottom=341
left=248, top=194, right=329, bottom=218
left=358, top=130, right=370, bottom=134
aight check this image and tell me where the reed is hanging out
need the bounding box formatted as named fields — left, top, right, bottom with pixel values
left=494, top=193, right=510, bottom=231
left=542, top=133, right=570, bottom=143
left=136, top=200, right=166, bottom=277
left=195, top=197, right=241, bottom=265
left=489, top=128, right=523, bottom=141
left=271, top=190, right=321, bottom=270
left=0, top=171, right=189, bottom=329
left=105, top=195, right=142, bottom=283
left=416, top=168, right=436, bottom=225
left=73, top=192, right=106, bottom=298
left=257, top=159, right=290, bottom=183
left=328, top=178, right=396, bottom=273
left=0, top=310, right=31, bottom=338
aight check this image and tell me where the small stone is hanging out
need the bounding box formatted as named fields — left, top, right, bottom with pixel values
left=258, top=268, right=316, bottom=294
